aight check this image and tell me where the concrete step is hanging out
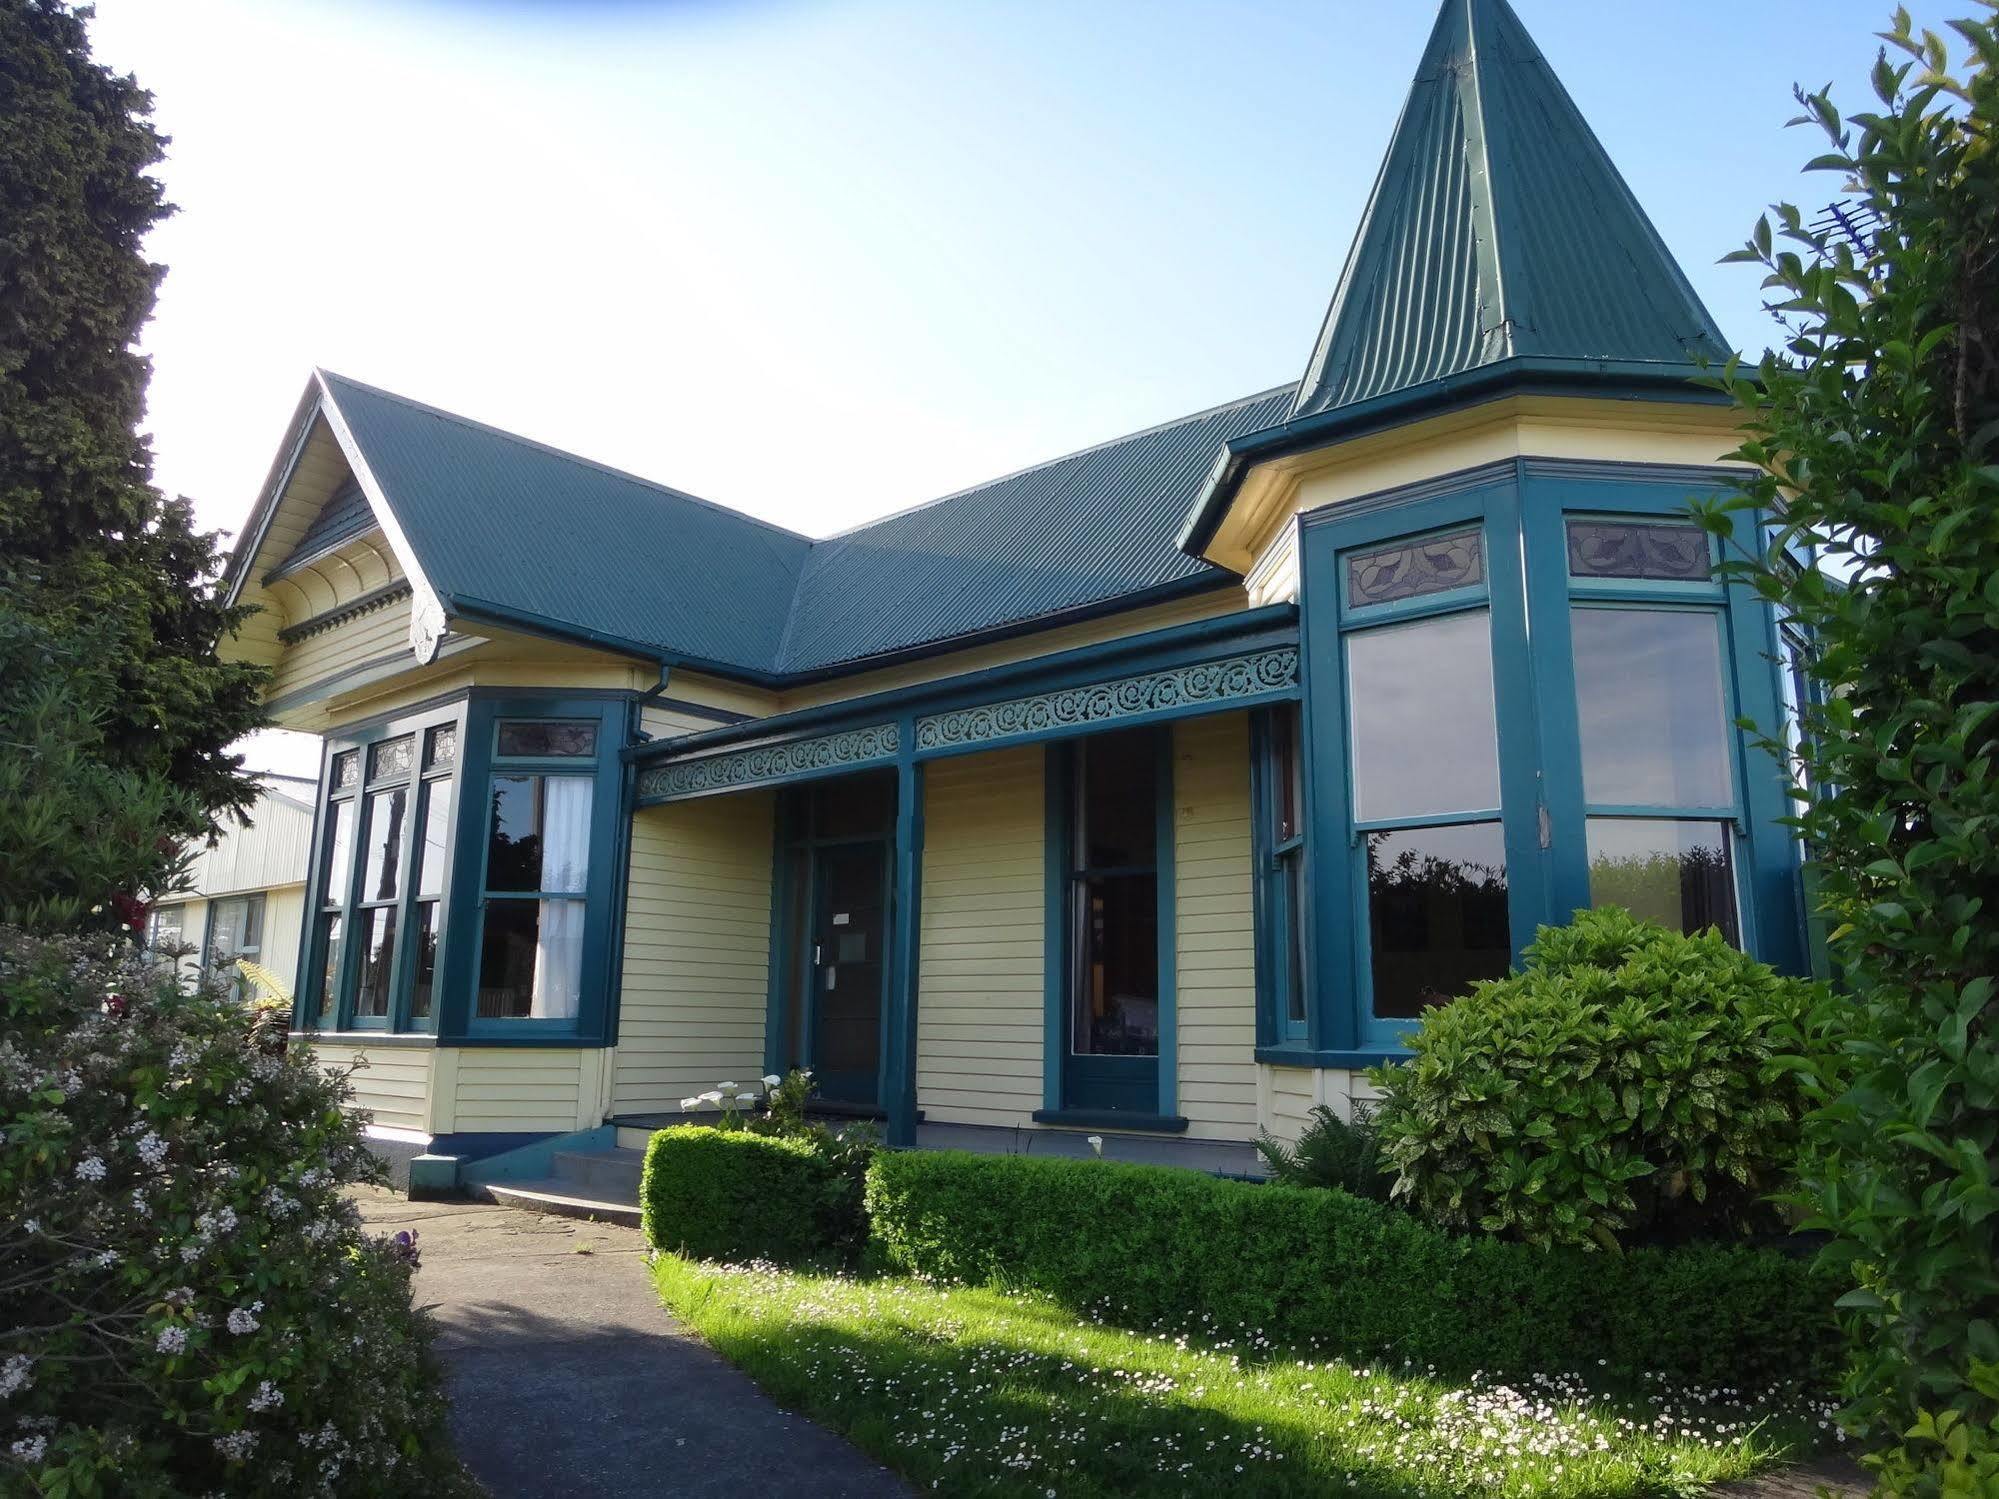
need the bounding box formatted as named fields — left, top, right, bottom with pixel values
left=482, top=1178, right=642, bottom=1229
left=551, top=1146, right=645, bottom=1199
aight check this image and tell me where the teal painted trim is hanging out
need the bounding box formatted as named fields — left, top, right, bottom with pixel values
left=1031, top=1109, right=1189, bottom=1134
left=1180, top=363, right=1732, bottom=557
left=459, top=1125, right=615, bottom=1188
left=761, top=798, right=794, bottom=1078
left=1041, top=744, right=1071, bottom=1114
left=1247, top=709, right=1279, bottom=1049
left=1484, top=473, right=1553, bottom=961
left=883, top=748, right=925, bottom=1148
left=631, top=605, right=1299, bottom=767
left=1154, top=728, right=1178, bottom=1119
left=1253, top=1046, right=1411, bottom=1070
left=222, top=380, right=325, bottom=607
left=1724, top=550, right=1809, bottom=973
left=446, top=694, right=627, bottom=1048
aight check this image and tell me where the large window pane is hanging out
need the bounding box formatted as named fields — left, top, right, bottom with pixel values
left=416, top=785, right=450, bottom=900
left=486, top=775, right=593, bottom=894
left=1071, top=872, right=1159, bottom=1056
left=1348, top=610, right=1500, bottom=822
left=476, top=898, right=584, bottom=1020
left=409, top=902, right=439, bottom=1021
left=315, top=913, right=344, bottom=1025
left=1078, top=730, right=1158, bottom=869
left=1366, top=821, right=1511, bottom=1020
left=1573, top=608, right=1733, bottom=808
left=361, top=787, right=407, bottom=903
left=1587, top=818, right=1740, bottom=945
left=353, top=907, right=398, bottom=1018
left=322, top=800, right=356, bottom=908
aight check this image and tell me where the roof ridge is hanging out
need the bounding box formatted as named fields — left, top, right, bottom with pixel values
left=316, top=370, right=816, bottom=546
left=811, top=383, right=1300, bottom=545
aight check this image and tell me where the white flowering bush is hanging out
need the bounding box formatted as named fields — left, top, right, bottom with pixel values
left=0, top=929, right=476, bottom=1496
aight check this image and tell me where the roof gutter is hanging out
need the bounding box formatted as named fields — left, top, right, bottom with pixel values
left=1175, top=357, right=1730, bottom=559
left=626, top=601, right=1298, bottom=765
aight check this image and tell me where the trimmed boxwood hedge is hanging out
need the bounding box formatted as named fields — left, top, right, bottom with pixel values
left=642, top=1126, right=857, bottom=1265
left=864, top=1149, right=1840, bottom=1390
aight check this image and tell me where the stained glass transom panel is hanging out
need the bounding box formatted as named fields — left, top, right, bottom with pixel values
left=1346, top=528, right=1483, bottom=609
left=1566, top=519, right=1711, bottom=582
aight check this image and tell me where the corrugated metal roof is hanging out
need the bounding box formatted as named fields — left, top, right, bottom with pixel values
left=313, top=374, right=1294, bottom=681
left=774, top=386, right=1295, bottom=673
left=321, top=374, right=813, bottom=673
left=1289, top=0, right=1728, bottom=420
left=270, top=479, right=372, bottom=577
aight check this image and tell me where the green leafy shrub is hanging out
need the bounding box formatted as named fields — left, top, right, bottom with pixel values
left=0, top=928, right=476, bottom=1496
left=1254, top=1103, right=1392, bottom=1201
left=1366, top=907, right=1826, bottom=1251
left=1699, top=9, right=1999, bottom=1489
left=865, top=1148, right=1838, bottom=1390
left=642, top=1126, right=866, bottom=1265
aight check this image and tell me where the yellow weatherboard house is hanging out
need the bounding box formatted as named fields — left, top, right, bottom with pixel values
left=221, top=0, right=1805, bottom=1189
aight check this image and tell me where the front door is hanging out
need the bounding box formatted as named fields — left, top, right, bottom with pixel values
left=807, top=840, right=887, bottom=1107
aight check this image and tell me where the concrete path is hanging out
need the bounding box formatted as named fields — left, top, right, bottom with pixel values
left=355, top=1190, right=908, bottom=1499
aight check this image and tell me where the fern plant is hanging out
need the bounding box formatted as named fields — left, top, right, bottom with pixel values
left=1255, top=1103, right=1393, bottom=1202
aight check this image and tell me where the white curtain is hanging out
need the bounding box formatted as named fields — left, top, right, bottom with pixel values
left=529, top=777, right=593, bottom=1020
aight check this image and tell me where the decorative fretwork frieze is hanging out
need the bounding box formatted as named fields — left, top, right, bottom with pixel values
left=914, top=647, right=1299, bottom=753
left=637, top=723, right=900, bottom=802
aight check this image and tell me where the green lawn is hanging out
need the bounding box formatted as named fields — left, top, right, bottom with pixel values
left=652, top=1255, right=1842, bottom=1498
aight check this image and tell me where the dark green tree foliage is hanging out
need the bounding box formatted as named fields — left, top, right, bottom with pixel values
left=0, top=0, right=265, bottom=858
left=1704, top=9, right=1999, bottom=1491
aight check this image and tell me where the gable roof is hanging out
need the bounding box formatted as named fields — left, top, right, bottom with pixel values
left=228, top=372, right=1294, bottom=685
left=1291, top=0, right=1727, bottom=420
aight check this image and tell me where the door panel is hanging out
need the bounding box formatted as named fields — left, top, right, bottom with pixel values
left=810, top=842, right=886, bottom=1106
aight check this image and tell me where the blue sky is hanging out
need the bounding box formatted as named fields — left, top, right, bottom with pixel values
left=86, top=0, right=1952, bottom=557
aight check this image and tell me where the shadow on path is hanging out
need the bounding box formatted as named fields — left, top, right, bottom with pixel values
left=355, top=1191, right=907, bottom=1499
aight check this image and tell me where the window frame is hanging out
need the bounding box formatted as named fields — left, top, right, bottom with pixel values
left=1250, top=704, right=1310, bottom=1047
left=1295, top=467, right=1803, bottom=1063
left=1042, top=728, right=1177, bottom=1118
left=453, top=698, right=624, bottom=1042
left=298, top=703, right=465, bottom=1036
left=201, top=892, right=267, bottom=999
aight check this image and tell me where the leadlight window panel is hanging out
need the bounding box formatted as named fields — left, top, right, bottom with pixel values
left=368, top=735, right=415, bottom=782
left=496, top=720, right=597, bottom=759
left=1346, top=609, right=1500, bottom=822
left=1366, top=821, right=1511, bottom=1020
left=425, top=723, right=458, bottom=769
left=1572, top=607, right=1734, bottom=809
left=1587, top=818, right=1740, bottom=945
left=1346, top=527, right=1483, bottom=610
left=1566, top=518, right=1712, bottom=582
left=331, top=750, right=360, bottom=790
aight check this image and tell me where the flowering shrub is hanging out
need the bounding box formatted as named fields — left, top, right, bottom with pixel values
left=0, top=929, right=475, bottom=1496
left=1366, top=907, right=1830, bottom=1250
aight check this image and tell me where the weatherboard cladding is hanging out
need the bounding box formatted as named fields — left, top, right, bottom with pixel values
left=314, top=374, right=1295, bottom=680
left=1288, top=0, right=1729, bottom=421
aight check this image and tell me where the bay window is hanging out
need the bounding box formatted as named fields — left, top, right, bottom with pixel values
left=298, top=697, right=617, bottom=1042
left=1292, top=470, right=1802, bottom=1061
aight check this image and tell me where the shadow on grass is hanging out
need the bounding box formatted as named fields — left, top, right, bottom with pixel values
left=664, top=1268, right=1771, bottom=1499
